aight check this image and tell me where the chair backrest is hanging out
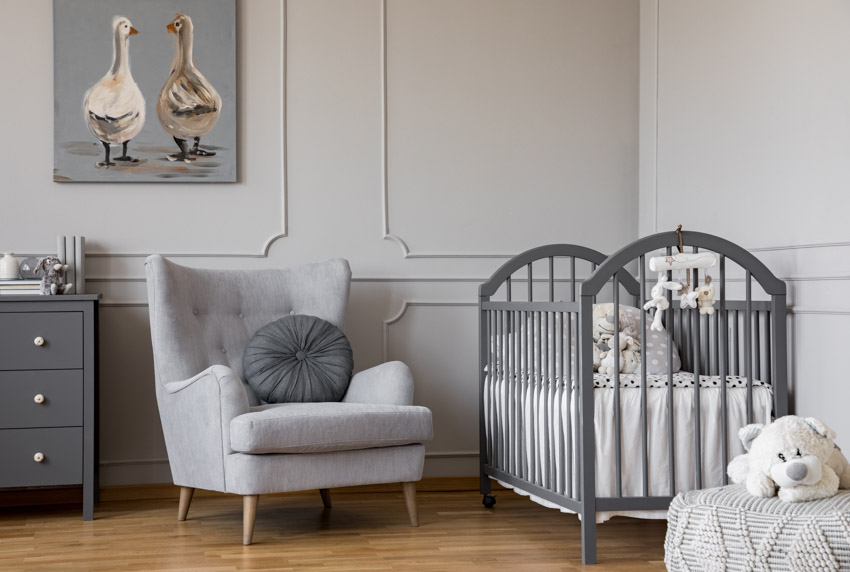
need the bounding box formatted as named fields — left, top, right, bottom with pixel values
left=145, top=255, right=351, bottom=402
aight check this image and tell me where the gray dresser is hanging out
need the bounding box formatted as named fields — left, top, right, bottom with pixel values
left=0, top=294, right=100, bottom=520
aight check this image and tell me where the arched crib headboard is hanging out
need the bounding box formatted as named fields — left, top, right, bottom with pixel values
left=578, top=230, right=788, bottom=496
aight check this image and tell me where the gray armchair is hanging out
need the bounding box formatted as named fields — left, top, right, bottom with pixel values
left=144, top=255, right=433, bottom=544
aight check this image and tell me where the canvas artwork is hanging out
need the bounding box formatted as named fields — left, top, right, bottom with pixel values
left=53, top=0, right=236, bottom=183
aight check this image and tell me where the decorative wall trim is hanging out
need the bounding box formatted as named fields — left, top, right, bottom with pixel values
left=86, top=0, right=288, bottom=259
left=639, top=0, right=850, bottom=253
left=383, top=300, right=476, bottom=361
left=379, top=0, right=526, bottom=261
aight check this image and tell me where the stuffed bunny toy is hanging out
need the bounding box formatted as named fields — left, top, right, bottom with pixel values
left=34, top=256, right=74, bottom=295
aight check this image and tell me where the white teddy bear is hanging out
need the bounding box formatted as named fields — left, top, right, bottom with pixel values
left=696, top=276, right=716, bottom=315
left=727, top=415, right=850, bottom=502
left=598, top=332, right=641, bottom=376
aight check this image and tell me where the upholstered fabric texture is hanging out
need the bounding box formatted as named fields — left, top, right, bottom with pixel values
left=666, top=485, right=850, bottom=570
left=243, top=314, right=354, bottom=403
left=224, top=444, right=426, bottom=495
left=230, top=402, right=434, bottom=454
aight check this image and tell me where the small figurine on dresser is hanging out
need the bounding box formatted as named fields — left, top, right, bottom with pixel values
left=34, top=256, right=74, bottom=295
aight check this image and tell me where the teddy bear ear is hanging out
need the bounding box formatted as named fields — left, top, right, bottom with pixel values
left=739, top=424, right=764, bottom=451
left=804, top=417, right=836, bottom=440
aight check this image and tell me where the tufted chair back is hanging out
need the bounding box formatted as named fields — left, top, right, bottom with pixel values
left=145, top=255, right=351, bottom=404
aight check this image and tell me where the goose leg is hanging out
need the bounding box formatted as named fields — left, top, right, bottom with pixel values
left=190, top=137, right=216, bottom=157
left=97, top=141, right=116, bottom=167
left=167, top=137, right=194, bottom=163
left=115, top=141, right=139, bottom=163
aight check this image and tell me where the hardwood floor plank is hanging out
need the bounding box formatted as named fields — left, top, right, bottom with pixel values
left=0, top=489, right=667, bottom=570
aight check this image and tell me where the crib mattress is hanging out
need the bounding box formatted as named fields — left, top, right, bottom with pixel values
left=483, top=372, right=773, bottom=522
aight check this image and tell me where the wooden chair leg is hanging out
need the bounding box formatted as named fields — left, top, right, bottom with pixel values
left=402, top=482, right=418, bottom=527
left=243, top=495, right=259, bottom=545
left=319, top=488, right=332, bottom=508
left=177, top=487, right=194, bottom=521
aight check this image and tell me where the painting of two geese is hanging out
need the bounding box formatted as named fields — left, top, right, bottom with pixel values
left=53, top=0, right=236, bottom=182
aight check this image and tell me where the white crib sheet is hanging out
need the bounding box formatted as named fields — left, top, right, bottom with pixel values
left=483, top=372, right=773, bottom=523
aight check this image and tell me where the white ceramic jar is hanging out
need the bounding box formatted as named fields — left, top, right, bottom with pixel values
left=0, top=253, right=20, bottom=280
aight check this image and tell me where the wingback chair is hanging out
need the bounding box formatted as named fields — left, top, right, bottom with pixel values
left=144, top=255, right=433, bottom=544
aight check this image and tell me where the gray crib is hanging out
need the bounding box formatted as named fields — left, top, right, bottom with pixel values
left=477, top=230, right=788, bottom=564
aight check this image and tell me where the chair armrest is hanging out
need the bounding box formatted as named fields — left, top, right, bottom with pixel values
left=342, top=361, right=415, bottom=406
left=157, top=365, right=250, bottom=492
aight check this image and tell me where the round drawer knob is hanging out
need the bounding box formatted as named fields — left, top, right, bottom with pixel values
left=33, top=452, right=44, bottom=463
left=34, top=336, right=45, bottom=347
left=33, top=394, right=45, bottom=404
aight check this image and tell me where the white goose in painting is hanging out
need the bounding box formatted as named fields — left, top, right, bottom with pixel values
left=83, top=17, right=145, bottom=167
left=157, top=14, right=222, bottom=163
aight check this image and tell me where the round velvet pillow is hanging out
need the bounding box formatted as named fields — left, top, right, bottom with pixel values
left=243, top=314, right=354, bottom=403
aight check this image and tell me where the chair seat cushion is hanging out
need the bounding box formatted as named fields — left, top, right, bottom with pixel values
left=230, top=402, right=434, bottom=454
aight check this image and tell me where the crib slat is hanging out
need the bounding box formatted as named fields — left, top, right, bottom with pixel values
left=506, top=276, right=512, bottom=302
left=549, top=312, right=557, bottom=489
left=613, top=276, right=622, bottom=498
left=639, top=254, right=648, bottom=497
left=549, top=257, right=555, bottom=303
left=746, top=272, right=754, bottom=424
left=733, top=310, right=739, bottom=376
left=522, top=310, right=529, bottom=480
left=571, top=257, right=576, bottom=303
left=719, top=255, right=729, bottom=485
left=765, top=311, right=772, bottom=385
left=488, top=310, right=495, bottom=468
left=543, top=311, right=551, bottom=489
left=556, top=311, right=564, bottom=495
left=533, top=312, right=541, bottom=485
left=566, top=311, right=573, bottom=498
left=754, top=309, right=761, bottom=381
left=693, top=248, right=703, bottom=491
left=666, top=246, right=676, bottom=496
left=501, top=310, right=507, bottom=471
left=528, top=263, right=533, bottom=302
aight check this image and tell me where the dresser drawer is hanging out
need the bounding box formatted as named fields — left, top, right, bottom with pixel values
left=0, top=428, right=82, bottom=487
left=0, top=371, right=83, bottom=429
left=0, top=312, right=83, bottom=370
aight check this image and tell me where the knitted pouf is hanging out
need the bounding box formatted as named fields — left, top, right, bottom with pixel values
left=665, top=485, right=850, bottom=571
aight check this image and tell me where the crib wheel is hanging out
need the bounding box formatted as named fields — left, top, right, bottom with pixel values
left=482, top=494, right=496, bottom=508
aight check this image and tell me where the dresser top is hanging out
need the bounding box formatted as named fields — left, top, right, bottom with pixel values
left=0, top=294, right=101, bottom=302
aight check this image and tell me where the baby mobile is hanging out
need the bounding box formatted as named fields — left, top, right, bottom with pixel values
left=643, top=225, right=718, bottom=331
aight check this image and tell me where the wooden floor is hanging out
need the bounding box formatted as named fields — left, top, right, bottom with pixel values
left=0, top=488, right=668, bottom=571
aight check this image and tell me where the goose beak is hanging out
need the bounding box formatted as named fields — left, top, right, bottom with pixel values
left=166, top=23, right=177, bottom=34
left=130, top=27, right=139, bottom=35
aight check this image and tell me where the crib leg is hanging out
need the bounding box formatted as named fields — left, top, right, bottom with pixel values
left=581, top=512, right=597, bottom=565
left=480, top=472, right=491, bottom=495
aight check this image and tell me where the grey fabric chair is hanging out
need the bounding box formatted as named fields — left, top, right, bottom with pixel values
left=144, top=255, right=433, bottom=544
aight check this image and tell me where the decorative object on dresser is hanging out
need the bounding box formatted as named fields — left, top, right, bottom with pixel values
left=0, top=253, right=20, bottom=280
left=34, top=257, right=74, bottom=296
left=19, top=257, right=41, bottom=280
left=0, top=294, right=101, bottom=520
left=56, top=236, right=86, bottom=295
left=0, top=280, right=42, bottom=296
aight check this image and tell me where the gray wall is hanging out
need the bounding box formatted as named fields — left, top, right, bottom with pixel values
left=0, top=0, right=639, bottom=484
left=640, top=1, right=850, bottom=440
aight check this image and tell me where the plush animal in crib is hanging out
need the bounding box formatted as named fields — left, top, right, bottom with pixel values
left=696, top=276, right=716, bottom=315
left=598, top=332, right=640, bottom=376
left=727, top=415, right=850, bottom=502
left=34, top=256, right=74, bottom=296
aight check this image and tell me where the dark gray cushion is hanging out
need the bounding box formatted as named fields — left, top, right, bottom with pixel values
left=243, top=315, right=354, bottom=403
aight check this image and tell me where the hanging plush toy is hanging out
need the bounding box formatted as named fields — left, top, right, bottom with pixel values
left=642, top=272, right=682, bottom=332
left=696, top=275, right=716, bottom=315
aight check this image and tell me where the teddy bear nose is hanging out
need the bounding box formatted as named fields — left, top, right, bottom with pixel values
left=786, top=462, right=808, bottom=482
